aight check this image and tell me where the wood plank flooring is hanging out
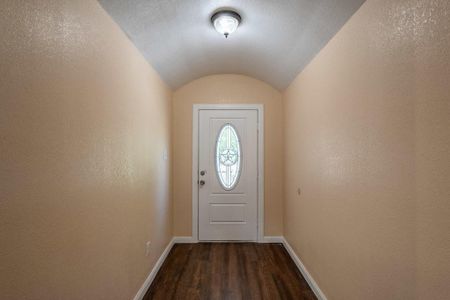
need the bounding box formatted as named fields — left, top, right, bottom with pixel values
left=144, top=243, right=316, bottom=300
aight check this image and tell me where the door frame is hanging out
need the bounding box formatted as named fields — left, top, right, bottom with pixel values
left=192, top=104, right=264, bottom=242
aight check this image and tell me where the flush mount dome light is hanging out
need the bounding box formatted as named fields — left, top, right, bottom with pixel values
left=211, top=10, right=241, bottom=38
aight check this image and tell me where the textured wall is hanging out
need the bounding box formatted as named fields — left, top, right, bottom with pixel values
left=172, top=75, right=284, bottom=237
left=0, top=1, right=172, bottom=299
left=414, top=0, right=450, bottom=296
left=283, top=0, right=450, bottom=299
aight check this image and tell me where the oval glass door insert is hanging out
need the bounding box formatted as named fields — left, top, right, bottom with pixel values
left=215, top=123, right=242, bottom=190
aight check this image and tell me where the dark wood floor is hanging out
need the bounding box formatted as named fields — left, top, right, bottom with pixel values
left=144, top=243, right=316, bottom=300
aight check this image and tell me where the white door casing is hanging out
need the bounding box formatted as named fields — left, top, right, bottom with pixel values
left=192, top=105, right=264, bottom=242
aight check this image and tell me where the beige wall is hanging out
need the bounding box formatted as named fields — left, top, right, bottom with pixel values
left=172, top=74, right=283, bottom=236
left=283, top=0, right=450, bottom=299
left=0, top=1, right=172, bottom=299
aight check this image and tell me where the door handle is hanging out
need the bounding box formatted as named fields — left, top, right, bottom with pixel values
left=199, top=180, right=206, bottom=186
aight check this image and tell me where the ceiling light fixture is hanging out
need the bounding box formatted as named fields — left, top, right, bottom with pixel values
left=211, top=10, right=241, bottom=38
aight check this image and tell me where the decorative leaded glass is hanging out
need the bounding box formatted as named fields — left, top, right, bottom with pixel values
left=215, top=123, right=241, bottom=190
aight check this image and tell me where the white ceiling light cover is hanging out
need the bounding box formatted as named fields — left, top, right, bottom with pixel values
left=212, top=11, right=241, bottom=38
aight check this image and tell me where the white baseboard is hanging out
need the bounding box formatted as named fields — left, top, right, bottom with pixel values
left=281, top=238, right=327, bottom=300
left=173, top=236, right=284, bottom=243
left=261, top=236, right=284, bottom=243
left=173, top=236, right=198, bottom=243
left=133, top=237, right=175, bottom=300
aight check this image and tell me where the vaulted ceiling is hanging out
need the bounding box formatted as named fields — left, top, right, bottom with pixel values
left=99, top=0, right=366, bottom=90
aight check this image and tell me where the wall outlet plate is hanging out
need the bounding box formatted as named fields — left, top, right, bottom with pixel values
left=145, top=241, right=151, bottom=256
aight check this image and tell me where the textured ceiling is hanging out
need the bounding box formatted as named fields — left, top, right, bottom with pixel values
left=99, top=0, right=366, bottom=90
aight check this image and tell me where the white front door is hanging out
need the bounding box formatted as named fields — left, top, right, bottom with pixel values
left=198, top=109, right=258, bottom=241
